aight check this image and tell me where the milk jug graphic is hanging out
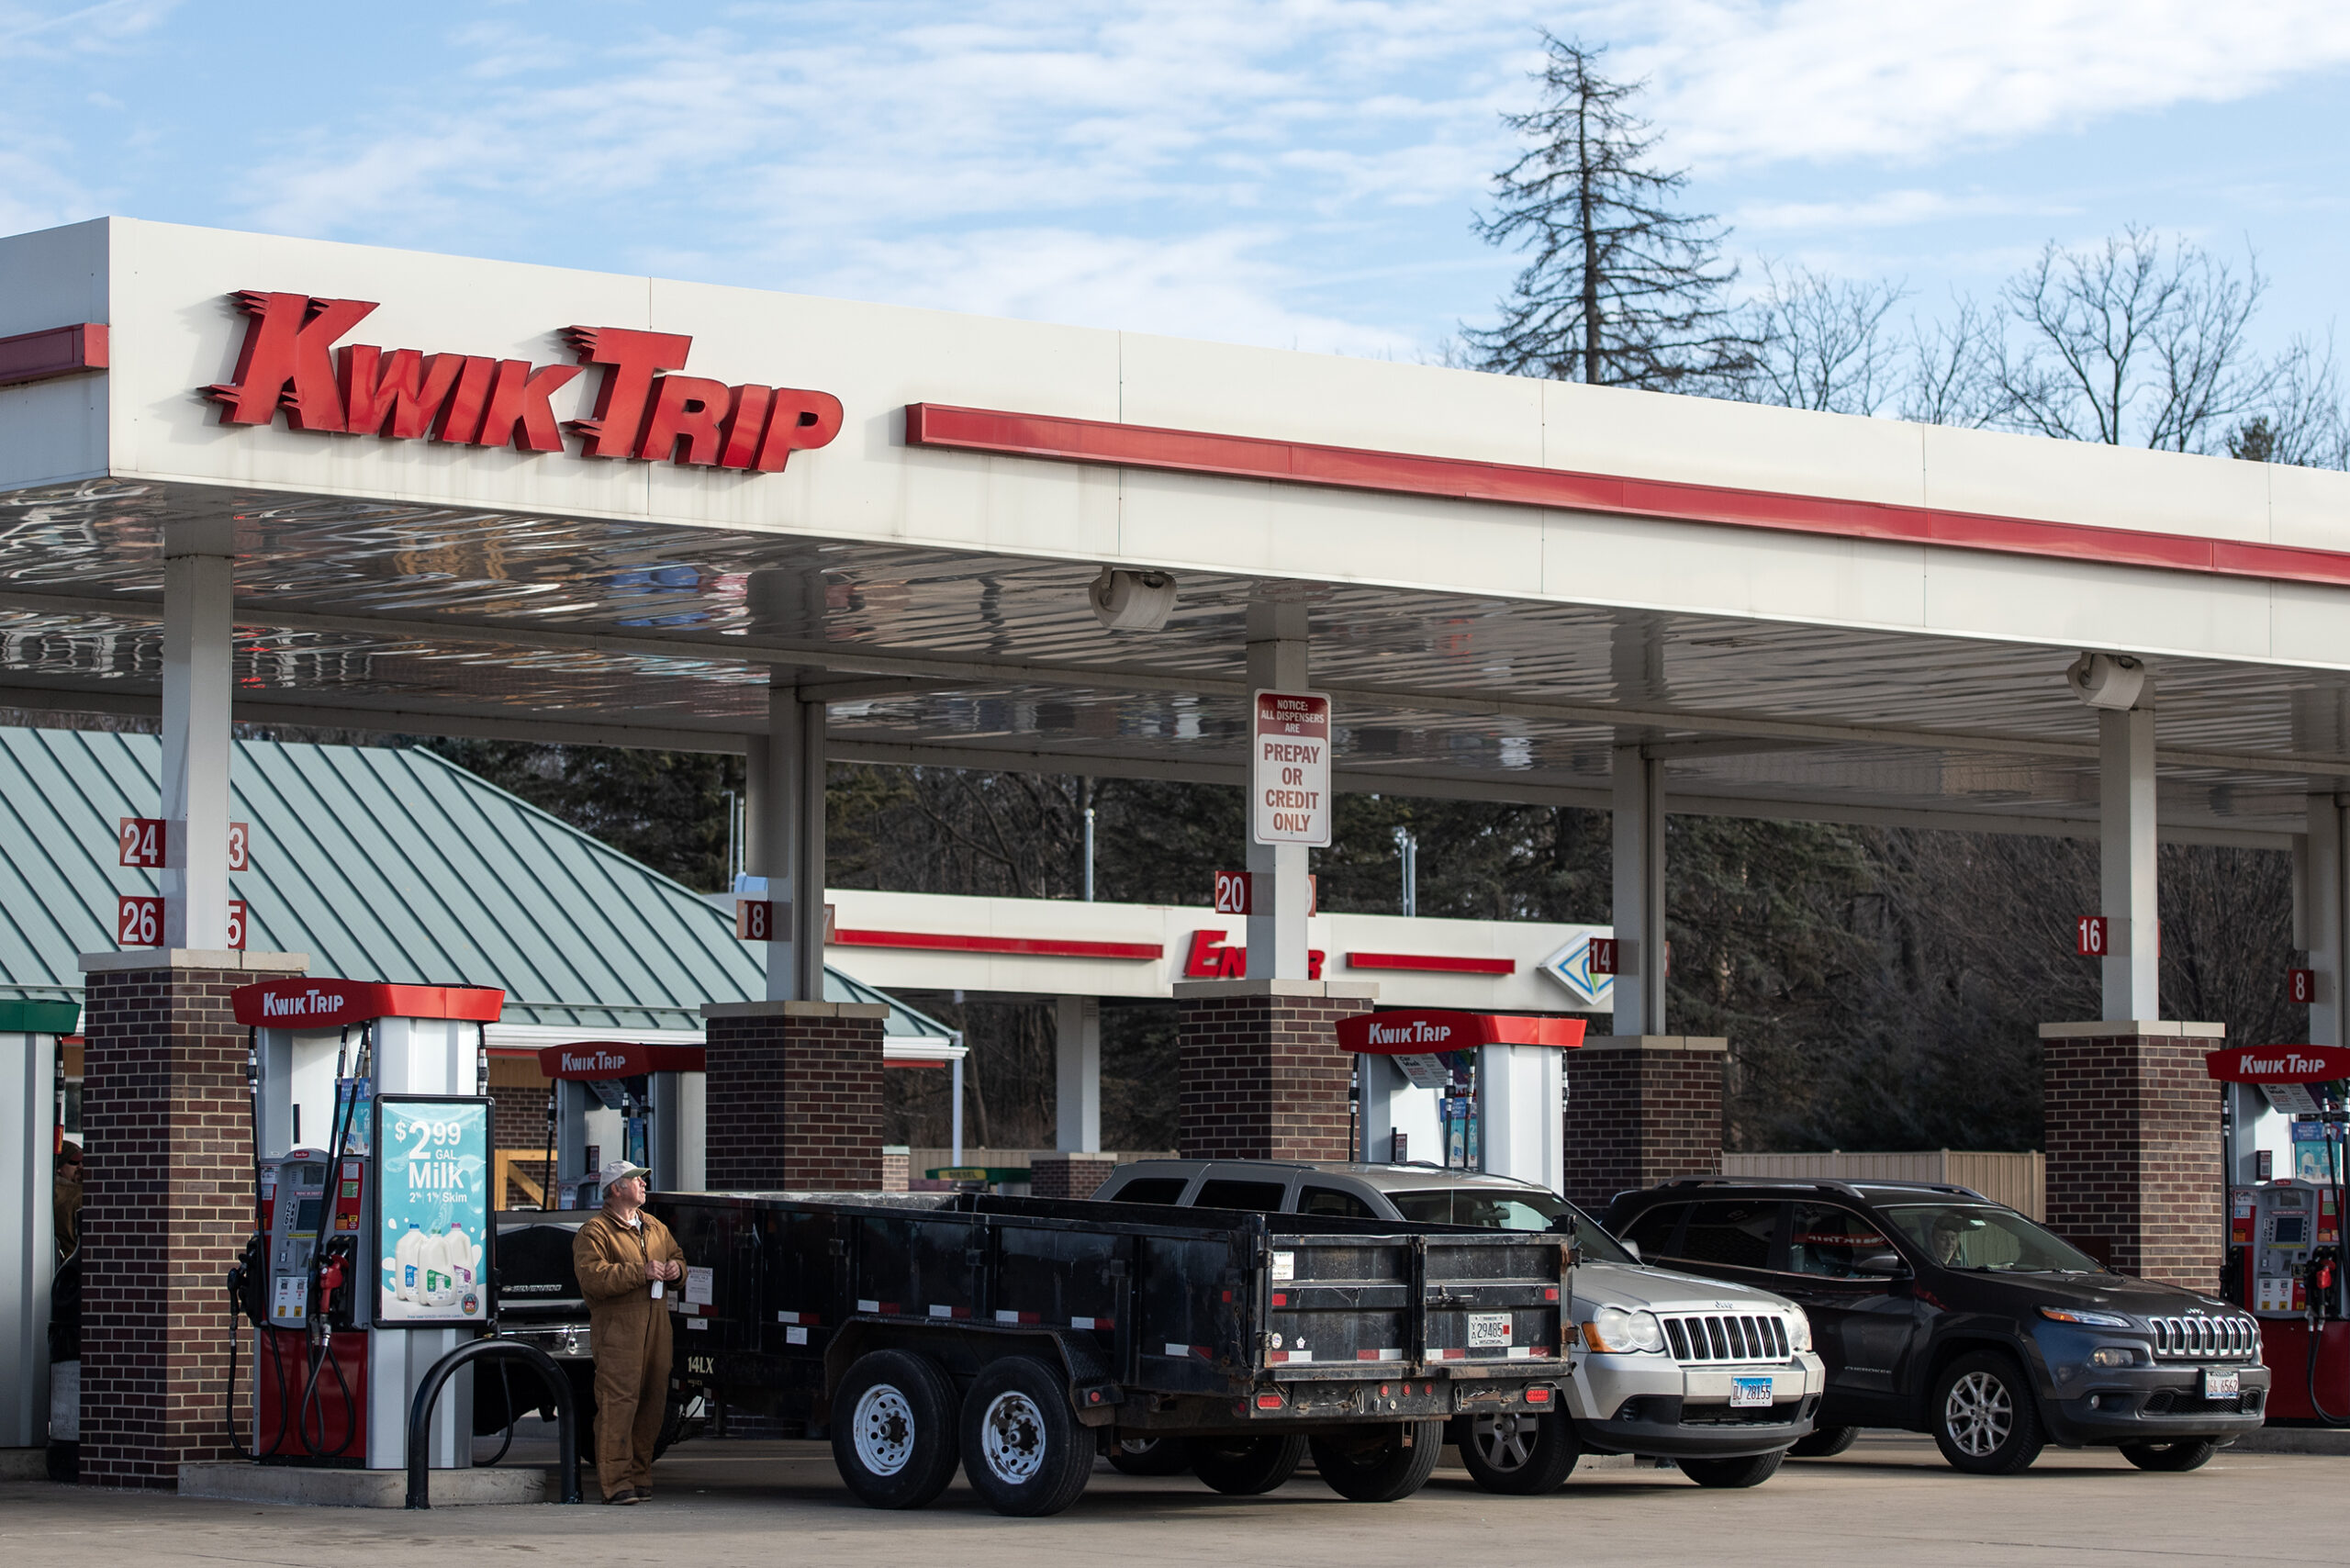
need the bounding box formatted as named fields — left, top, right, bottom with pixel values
left=393, top=1222, right=424, bottom=1302
left=420, top=1228, right=453, bottom=1305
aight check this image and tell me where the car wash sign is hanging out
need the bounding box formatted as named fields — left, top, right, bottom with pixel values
left=1252, top=689, right=1331, bottom=847
left=207, top=292, right=842, bottom=473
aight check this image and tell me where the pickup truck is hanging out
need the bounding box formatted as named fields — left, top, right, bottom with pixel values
left=489, top=1187, right=1572, bottom=1515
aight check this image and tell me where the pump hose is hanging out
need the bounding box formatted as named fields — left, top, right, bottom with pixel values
left=2309, top=1138, right=2350, bottom=1427
left=481, top=1357, right=520, bottom=1467
left=220, top=1326, right=243, bottom=1452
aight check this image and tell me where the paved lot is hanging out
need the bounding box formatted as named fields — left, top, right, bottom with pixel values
left=6, top=1433, right=2334, bottom=1567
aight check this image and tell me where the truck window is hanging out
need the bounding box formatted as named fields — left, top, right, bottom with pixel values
left=1299, top=1185, right=1376, bottom=1219
left=1617, top=1203, right=1687, bottom=1258
left=1194, top=1179, right=1289, bottom=1211
left=1675, top=1200, right=1783, bottom=1270
left=1109, top=1177, right=1188, bottom=1204
left=1787, top=1203, right=1898, bottom=1277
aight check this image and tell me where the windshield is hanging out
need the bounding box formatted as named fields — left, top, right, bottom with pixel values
left=1386, top=1188, right=1635, bottom=1263
left=1880, top=1203, right=2107, bottom=1274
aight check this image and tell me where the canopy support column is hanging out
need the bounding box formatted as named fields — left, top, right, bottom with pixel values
left=1245, top=601, right=1312, bottom=980
left=748, top=678, right=828, bottom=1003
left=2100, top=705, right=2160, bottom=1021
left=161, top=553, right=233, bottom=950
left=1611, top=741, right=1666, bottom=1036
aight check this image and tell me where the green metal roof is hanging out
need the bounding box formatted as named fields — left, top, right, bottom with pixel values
left=0, top=726, right=949, bottom=1039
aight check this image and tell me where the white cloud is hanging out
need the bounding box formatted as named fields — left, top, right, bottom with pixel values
left=1597, top=0, right=2350, bottom=168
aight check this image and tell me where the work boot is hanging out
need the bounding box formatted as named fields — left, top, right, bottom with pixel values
left=604, top=1489, right=640, bottom=1505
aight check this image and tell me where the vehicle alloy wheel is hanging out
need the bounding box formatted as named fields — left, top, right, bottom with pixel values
left=1308, top=1420, right=1445, bottom=1503
left=957, top=1356, right=1095, bottom=1516
left=1930, top=1350, right=2045, bottom=1475
left=1106, top=1434, right=1194, bottom=1476
left=830, top=1350, right=961, bottom=1508
left=1458, top=1411, right=1580, bottom=1495
left=1186, top=1433, right=1306, bottom=1495
left=2119, top=1438, right=2220, bottom=1473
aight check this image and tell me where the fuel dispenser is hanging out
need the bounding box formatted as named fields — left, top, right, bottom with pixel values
left=1342, top=1010, right=1585, bottom=1192
left=534, top=1042, right=706, bottom=1210
left=229, top=979, right=503, bottom=1468
left=2208, top=1043, right=2350, bottom=1424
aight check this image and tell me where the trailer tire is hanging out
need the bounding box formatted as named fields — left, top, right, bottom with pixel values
left=1308, top=1421, right=1444, bottom=1503
left=1679, top=1449, right=1785, bottom=1488
left=958, top=1357, right=1094, bottom=1517
left=1106, top=1434, right=1193, bottom=1476
left=1186, top=1434, right=1306, bottom=1495
left=1459, top=1411, right=1579, bottom=1494
left=833, top=1350, right=962, bottom=1509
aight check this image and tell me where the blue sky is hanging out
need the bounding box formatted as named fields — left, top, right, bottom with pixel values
left=6, top=1, right=2348, bottom=366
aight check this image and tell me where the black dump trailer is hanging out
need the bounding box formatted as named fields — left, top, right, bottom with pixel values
left=644, top=1189, right=1572, bottom=1515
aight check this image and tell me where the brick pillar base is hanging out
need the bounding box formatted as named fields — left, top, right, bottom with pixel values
left=75, top=948, right=307, bottom=1489
left=880, top=1146, right=911, bottom=1193
left=1174, top=980, right=1375, bottom=1161
left=700, top=1001, right=886, bottom=1189
left=1561, top=1035, right=1727, bottom=1213
left=2040, top=1021, right=2225, bottom=1289
left=1032, top=1152, right=1117, bottom=1200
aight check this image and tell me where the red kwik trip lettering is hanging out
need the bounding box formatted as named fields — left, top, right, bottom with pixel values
left=1179, top=929, right=1323, bottom=980
left=338, top=346, right=464, bottom=440
left=565, top=326, right=693, bottom=457
left=433, top=355, right=498, bottom=443
left=720, top=385, right=773, bottom=469
left=475, top=359, right=581, bottom=453
left=756, top=387, right=845, bottom=472
left=208, top=291, right=379, bottom=431
left=637, top=375, right=733, bottom=465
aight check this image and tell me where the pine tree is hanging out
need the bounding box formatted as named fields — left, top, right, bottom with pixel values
left=1466, top=35, right=1747, bottom=389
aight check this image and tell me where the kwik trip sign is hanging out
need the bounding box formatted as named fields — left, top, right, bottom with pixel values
left=206, top=291, right=843, bottom=472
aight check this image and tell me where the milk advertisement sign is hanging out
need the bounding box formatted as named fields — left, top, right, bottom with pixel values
left=374, top=1096, right=492, bottom=1327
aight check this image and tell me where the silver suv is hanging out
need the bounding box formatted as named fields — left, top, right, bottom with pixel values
left=1092, top=1159, right=1828, bottom=1491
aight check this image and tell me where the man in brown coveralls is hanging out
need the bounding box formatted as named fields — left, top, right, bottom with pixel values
left=573, top=1159, right=688, bottom=1503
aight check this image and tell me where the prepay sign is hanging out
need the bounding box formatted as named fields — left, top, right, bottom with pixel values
left=1252, top=689, right=1331, bottom=847
left=374, top=1095, right=492, bottom=1327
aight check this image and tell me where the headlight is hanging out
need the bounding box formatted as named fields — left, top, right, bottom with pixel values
left=1784, top=1307, right=1811, bottom=1353
left=1583, top=1305, right=1666, bottom=1353
left=2040, top=1305, right=2132, bottom=1329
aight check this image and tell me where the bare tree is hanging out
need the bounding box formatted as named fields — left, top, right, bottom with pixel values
left=1466, top=34, right=1748, bottom=389
left=1998, top=227, right=2275, bottom=451
left=1899, top=297, right=2011, bottom=429
left=2230, top=330, right=2350, bottom=469
left=1733, top=262, right=1908, bottom=414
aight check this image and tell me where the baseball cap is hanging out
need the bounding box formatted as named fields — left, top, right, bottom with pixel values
left=599, top=1159, right=652, bottom=1191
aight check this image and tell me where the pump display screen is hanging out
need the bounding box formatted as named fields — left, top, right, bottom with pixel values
left=2273, top=1214, right=2309, bottom=1245
left=291, top=1197, right=324, bottom=1233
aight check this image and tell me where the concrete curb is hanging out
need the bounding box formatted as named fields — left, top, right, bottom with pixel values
left=176, top=1462, right=552, bottom=1507
left=0, top=1448, right=47, bottom=1481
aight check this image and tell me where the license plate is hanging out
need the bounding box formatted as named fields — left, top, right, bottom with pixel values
left=2203, top=1368, right=2240, bottom=1398
left=1467, top=1312, right=1514, bottom=1348
left=1729, top=1376, right=1774, bottom=1409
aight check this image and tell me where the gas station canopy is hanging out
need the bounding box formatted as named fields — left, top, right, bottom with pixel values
left=5, top=218, right=2350, bottom=846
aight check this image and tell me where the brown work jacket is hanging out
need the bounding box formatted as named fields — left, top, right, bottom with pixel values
left=572, top=1206, right=688, bottom=1354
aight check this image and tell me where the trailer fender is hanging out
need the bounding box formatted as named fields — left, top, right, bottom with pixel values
left=822, top=1321, right=1126, bottom=1426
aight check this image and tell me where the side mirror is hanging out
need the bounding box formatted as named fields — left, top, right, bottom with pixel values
left=1852, top=1250, right=1909, bottom=1277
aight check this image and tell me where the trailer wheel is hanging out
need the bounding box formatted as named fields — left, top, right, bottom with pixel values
left=1679, top=1449, right=1785, bottom=1488
left=1459, top=1411, right=1579, bottom=1495
left=1308, top=1421, right=1444, bottom=1503
left=1185, top=1434, right=1306, bottom=1495
left=832, top=1350, right=962, bottom=1509
left=1106, top=1434, right=1193, bottom=1476
left=957, top=1357, right=1094, bottom=1517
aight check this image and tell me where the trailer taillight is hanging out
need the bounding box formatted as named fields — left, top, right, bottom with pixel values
left=1525, top=1386, right=1551, bottom=1405
left=1256, top=1393, right=1284, bottom=1410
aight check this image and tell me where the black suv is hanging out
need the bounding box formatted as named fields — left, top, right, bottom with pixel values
left=1602, top=1178, right=2268, bottom=1474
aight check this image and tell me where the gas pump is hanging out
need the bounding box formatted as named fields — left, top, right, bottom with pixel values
left=2207, top=1043, right=2350, bottom=1425
left=1342, top=1011, right=1584, bottom=1191
left=534, top=1042, right=706, bottom=1210
left=228, top=979, right=503, bottom=1468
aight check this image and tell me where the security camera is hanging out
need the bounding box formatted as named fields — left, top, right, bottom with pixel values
left=1089, top=567, right=1177, bottom=633
left=2065, top=652, right=2147, bottom=711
